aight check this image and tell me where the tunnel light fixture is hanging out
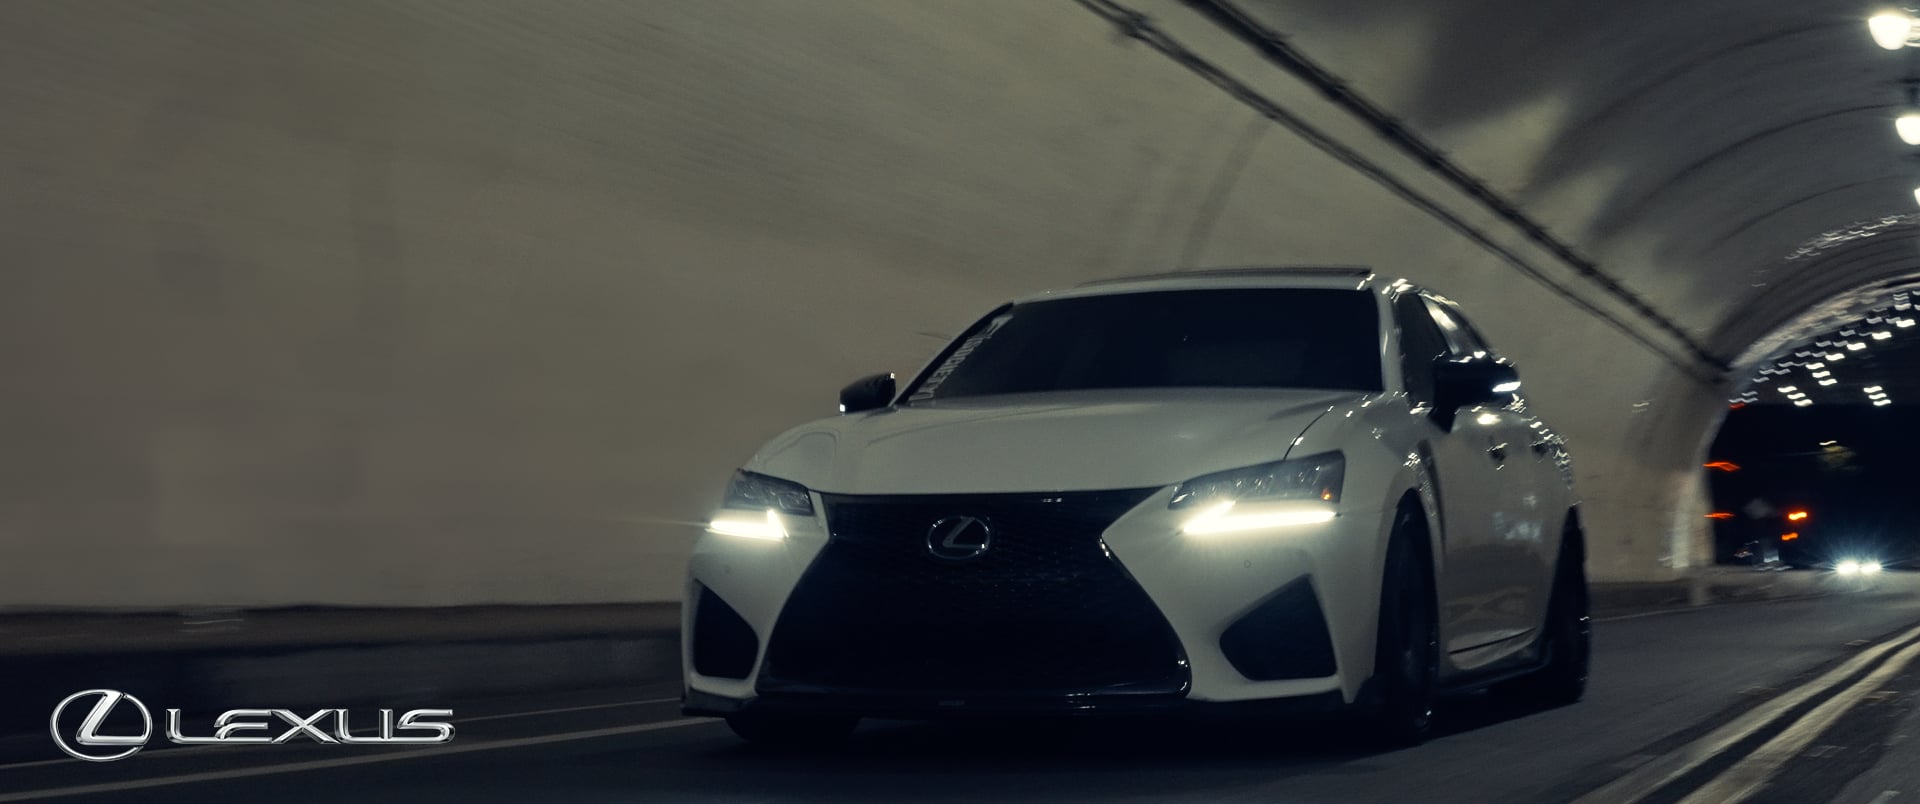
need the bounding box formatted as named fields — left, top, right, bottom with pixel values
left=1889, top=113, right=1920, bottom=144
left=1778, top=385, right=1799, bottom=392
left=1812, top=370, right=1831, bottom=377
left=1875, top=12, right=1920, bottom=49
left=1867, top=385, right=1885, bottom=393
left=1828, top=352, right=1847, bottom=361
left=1873, top=330, right=1894, bottom=339
left=1794, top=399, right=1815, bottom=407
left=1899, top=318, right=1916, bottom=327
left=1819, top=378, right=1838, bottom=386
left=1808, top=362, right=1826, bottom=369
left=1849, top=341, right=1869, bottom=350
left=1876, top=398, right=1894, bottom=406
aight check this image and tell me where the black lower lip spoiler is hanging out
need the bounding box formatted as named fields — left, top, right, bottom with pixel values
left=684, top=687, right=1349, bottom=721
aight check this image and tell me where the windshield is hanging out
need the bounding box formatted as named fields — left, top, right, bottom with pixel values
left=904, top=288, right=1382, bottom=402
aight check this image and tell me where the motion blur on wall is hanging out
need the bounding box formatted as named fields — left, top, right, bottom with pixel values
left=30, top=0, right=1880, bottom=608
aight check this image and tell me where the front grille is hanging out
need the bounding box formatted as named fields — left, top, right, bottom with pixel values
left=759, top=488, right=1188, bottom=695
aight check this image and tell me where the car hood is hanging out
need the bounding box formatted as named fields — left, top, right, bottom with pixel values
left=745, top=388, right=1363, bottom=495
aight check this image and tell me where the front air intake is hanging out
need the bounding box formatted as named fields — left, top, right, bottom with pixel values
left=692, top=585, right=758, bottom=680
left=1218, top=576, right=1338, bottom=680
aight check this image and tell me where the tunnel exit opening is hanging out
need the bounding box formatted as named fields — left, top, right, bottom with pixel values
left=1698, top=278, right=1920, bottom=575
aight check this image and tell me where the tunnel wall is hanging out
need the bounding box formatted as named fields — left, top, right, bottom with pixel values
left=0, top=0, right=1717, bottom=607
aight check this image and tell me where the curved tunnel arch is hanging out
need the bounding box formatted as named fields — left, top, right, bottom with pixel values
left=5, top=0, right=1920, bottom=603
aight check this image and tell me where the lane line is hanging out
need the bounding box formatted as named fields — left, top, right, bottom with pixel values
left=1572, top=620, right=1920, bottom=804
left=1680, top=638, right=1920, bottom=803
left=0, top=718, right=714, bottom=802
left=1870, top=791, right=1900, bottom=804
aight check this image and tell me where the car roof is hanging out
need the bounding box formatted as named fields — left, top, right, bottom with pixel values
left=1019, top=266, right=1393, bottom=303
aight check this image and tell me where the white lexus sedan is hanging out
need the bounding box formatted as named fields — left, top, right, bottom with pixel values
left=682, top=267, right=1587, bottom=746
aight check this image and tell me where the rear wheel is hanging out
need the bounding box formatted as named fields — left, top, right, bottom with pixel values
left=1496, top=518, right=1589, bottom=706
left=1363, top=508, right=1439, bottom=747
left=724, top=711, right=860, bottom=746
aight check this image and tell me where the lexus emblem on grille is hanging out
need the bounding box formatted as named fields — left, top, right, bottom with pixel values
left=926, top=515, right=993, bottom=560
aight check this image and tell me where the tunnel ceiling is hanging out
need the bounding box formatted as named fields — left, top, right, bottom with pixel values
left=1230, top=0, right=1920, bottom=371
left=1736, top=289, right=1918, bottom=407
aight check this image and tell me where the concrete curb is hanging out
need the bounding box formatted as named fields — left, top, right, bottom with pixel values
left=1590, top=569, right=1840, bottom=618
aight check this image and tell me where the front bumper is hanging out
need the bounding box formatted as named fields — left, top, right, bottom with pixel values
left=683, top=485, right=1393, bottom=715
left=683, top=686, right=1347, bottom=720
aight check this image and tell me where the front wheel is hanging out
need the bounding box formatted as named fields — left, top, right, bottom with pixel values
left=724, top=711, right=860, bottom=746
left=1362, top=509, right=1439, bottom=747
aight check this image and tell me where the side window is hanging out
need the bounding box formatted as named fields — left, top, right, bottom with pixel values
left=1422, top=298, right=1488, bottom=358
left=1394, top=294, right=1447, bottom=403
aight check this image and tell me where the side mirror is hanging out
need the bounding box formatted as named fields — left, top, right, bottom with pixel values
left=838, top=373, right=896, bottom=414
left=1432, top=358, right=1520, bottom=427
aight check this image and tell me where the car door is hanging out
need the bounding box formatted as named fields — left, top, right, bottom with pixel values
left=1393, top=293, right=1514, bottom=662
left=1424, top=298, right=1553, bottom=653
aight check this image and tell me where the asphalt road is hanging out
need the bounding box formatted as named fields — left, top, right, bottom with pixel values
left=11, top=576, right=1920, bottom=803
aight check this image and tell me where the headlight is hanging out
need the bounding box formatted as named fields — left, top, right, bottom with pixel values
left=1169, top=452, right=1344, bottom=509
left=1171, top=453, right=1343, bottom=535
left=722, top=470, right=814, bottom=516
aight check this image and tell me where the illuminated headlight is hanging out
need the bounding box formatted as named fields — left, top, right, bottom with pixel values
left=1863, top=561, right=1885, bottom=575
left=1171, top=453, right=1342, bottom=535
left=706, top=471, right=814, bottom=541
left=707, top=509, right=788, bottom=541
left=1837, top=559, right=1871, bottom=575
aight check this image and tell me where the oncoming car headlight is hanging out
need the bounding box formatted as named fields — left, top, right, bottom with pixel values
left=1170, top=452, right=1343, bottom=535
left=1837, top=559, right=1883, bottom=576
left=707, top=471, right=814, bottom=541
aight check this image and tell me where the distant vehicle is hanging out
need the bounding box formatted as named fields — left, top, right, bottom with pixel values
left=682, top=268, right=1588, bottom=747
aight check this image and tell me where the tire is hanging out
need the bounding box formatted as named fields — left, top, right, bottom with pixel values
left=1496, top=519, right=1590, bottom=706
left=724, top=711, right=860, bottom=747
left=1363, top=508, right=1440, bottom=747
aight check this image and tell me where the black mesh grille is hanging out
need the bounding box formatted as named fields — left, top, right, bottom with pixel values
left=1218, top=576, right=1337, bottom=680
left=692, top=585, right=759, bottom=680
left=759, top=488, right=1188, bottom=695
